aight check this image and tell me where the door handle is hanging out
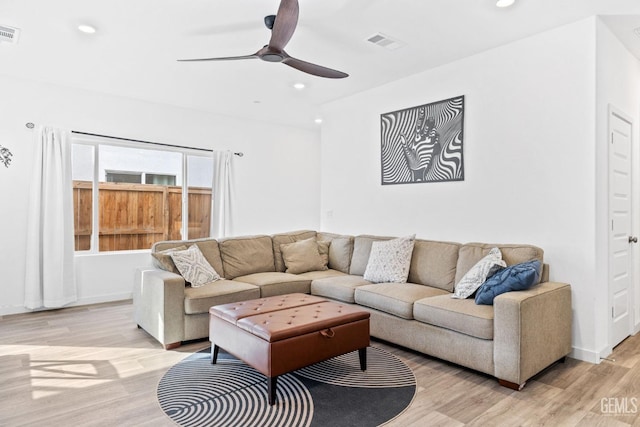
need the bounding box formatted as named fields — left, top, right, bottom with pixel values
left=629, top=236, right=638, bottom=244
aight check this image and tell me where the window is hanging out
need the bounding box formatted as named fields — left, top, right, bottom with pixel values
left=104, top=171, right=177, bottom=185
left=71, top=135, right=213, bottom=252
left=105, top=171, right=142, bottom=184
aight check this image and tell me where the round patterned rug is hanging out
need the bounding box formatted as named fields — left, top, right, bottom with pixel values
left=157, top=346, right=416, bottom=427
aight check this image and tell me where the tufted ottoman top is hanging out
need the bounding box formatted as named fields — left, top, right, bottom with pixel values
left=210, top=293, right=370, bottom=343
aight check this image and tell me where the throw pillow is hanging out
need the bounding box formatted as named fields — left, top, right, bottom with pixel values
left=170, top=244, right=221, bottom=288
left=363, top=235, right=415, bottom=283
left=317, top=240, right=330, bottom=269
left=475, top=260, right=542, bottom=305
left=452, top=247, right=506, bottom=299
left=151, top=245, right=187, bottom=274
left=280, top=238, right=327, bottom=274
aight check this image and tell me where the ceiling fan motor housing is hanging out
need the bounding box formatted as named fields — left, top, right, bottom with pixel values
left=264, top=15, right=276, bottom=30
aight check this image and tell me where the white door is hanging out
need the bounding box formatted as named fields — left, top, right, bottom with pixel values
left=609, top=107, right=635, bottom=348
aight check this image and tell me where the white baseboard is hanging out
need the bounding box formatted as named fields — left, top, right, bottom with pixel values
left=0, top=292, right=132, bottom=317
left=570, top=346, right=604, bottom=364
left=72, top=292, right=132, bottom=307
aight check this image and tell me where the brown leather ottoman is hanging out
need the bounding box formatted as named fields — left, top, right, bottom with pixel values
left=209, top=293, right=370, bottom=405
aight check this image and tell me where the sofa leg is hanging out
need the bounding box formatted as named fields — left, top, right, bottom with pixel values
left=559, top=356, right=567, bottom=363
left=164, top=342, right=182, bottom=350
left=498, top=379, right=525, bottom=391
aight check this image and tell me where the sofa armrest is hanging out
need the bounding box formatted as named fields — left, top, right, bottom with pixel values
left=493, top=281, right=572, bottom=387
left=134, top=268, right=186, bottom=348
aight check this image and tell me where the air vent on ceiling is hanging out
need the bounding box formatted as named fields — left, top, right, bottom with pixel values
left=0, top=25, right=20, bottom=44
left=366, top=33, right=406, bottom=51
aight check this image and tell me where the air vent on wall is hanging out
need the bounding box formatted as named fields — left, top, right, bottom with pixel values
left=635, top=27, right=640, bottom=39
left=366, top=33, right=406, bottom=51
left=0, top=25, right=20, bottom=44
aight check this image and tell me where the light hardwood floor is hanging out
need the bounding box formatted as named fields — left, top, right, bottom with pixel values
left=0, top=300, right=638, bottom=427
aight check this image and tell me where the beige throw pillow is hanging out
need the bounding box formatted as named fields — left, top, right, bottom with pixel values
left=170, top=244, right=221, bottom=287
left=151, top=245, right=187, bottom=274
left=280, top=238, right=327, bottom=274
left=363, top=235, right=416, bottom=283
left=318, top=240, right=330, bottom=268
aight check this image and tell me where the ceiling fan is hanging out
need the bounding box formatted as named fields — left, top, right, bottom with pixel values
left=178, top=0, right=348, bottom=79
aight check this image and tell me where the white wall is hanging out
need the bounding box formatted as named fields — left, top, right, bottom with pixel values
left=0, top=75, right=321, bottom=315
left=320, top=19, right=600, bottom=360
left=595, top=19, right=640, bottom=358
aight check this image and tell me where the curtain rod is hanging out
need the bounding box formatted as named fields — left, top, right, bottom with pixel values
left=24, top=123, right=243, bottom=157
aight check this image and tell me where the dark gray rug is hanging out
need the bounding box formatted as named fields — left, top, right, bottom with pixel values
left=157, top=346, right=416, bottom=427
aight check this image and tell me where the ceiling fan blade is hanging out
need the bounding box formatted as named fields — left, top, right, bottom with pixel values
left=282, top=56, right=348, bottom=79
left=177, top=54, right=258, bottom=62
left=269, top=0, right=299, bottom=50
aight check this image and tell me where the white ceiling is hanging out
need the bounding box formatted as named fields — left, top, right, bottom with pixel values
left=1, top=0, right=640, bottom=130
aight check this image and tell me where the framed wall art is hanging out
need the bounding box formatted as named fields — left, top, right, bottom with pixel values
left=380, top=95, right=464, bottom=185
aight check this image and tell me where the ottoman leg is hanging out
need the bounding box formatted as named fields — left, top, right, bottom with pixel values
left=211, top=344, right=220, bottom=364
left=268, top=376, right=278, bottom=406
left=359, top=347, right=367, bottom=371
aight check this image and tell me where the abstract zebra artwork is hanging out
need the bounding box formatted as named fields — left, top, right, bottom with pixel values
left=0, top=145, right=12, bottom=168
left=380, top=95, right=464, bottom=184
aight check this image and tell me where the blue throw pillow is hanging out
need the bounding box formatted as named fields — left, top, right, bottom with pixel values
left=474, top=260, right=542, bottom=305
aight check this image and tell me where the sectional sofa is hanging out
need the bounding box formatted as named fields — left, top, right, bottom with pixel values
left=133, top=230, right=572, bottom=390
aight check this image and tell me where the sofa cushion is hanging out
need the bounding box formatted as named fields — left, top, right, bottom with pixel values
left=152, top=245, right=187, bottom=274
left=318, top=232, right=355, bottom=274
left=280, top=237, right=327, bottom=274
left=298, top=269, right=347, bottom=281
left=271, top=230, right=317, bottom=272
left=349, top=235, right=395, bottom=276
left=354, top=283, right=449, bottom=319
left=310, top=275, right=372, bottom=303
left=193, top=240, right=226, bottom=279
left=233, top=272, right=311, bottom=297
left=475, top=260, right=542, bottom=305
left=184, top=279, right=260, bottom=314
left=408, top=239, right=460, bottom=292
left=219, top=235, right=275, bottom=279
left=414, top=295, right=495, bottom=340
left=363, top=235, right=415, bottom=283
left=170, top=244, right=221, bottom=287
left=452, top=247, right=506, bottom=299
left=455, top=243, right=544, bottom=285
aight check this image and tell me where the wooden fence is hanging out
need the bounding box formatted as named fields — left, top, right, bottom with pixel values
left=73, top=181, right=212, bottom=252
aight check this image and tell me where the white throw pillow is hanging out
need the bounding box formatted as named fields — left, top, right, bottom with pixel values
left=170, top=244, right=221, bottom=288
left=363, top=235, right=416, bottom=283
left=452, top=247, right=506, bottom=299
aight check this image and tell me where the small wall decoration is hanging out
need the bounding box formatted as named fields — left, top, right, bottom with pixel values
left=0, top=145, right=13, bottom=168
left=380, top=95, right=464, bottom=185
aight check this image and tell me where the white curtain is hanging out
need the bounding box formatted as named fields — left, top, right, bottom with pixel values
left=24, top=126, right=77, bottom=309
left=211, top=150, right=233, bottom=238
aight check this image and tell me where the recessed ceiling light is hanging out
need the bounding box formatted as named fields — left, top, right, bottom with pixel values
left=78, top=24, right=97, bottom=34
left=496, top=0, right=515, bottom=7
left=314, top=118, right=323, bottom=124
left=293, top=82, right=305, bottom=90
